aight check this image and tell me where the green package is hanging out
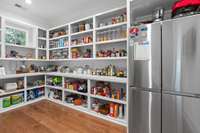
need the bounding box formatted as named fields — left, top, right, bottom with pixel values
left=3, top=96, right=11, bottom=108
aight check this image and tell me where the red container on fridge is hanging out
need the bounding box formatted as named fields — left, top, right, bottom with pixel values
left=172, top=0, right=200, bottom=18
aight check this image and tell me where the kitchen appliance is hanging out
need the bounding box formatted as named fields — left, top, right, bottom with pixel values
left=162, top=14, right=200, bottom=133
left=129, top=23, right=162, bottom=133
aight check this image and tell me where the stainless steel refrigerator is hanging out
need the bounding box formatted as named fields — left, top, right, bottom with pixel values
left=129, top=22, right=162, bottom=133
left=129, top=15, right=200, bottom=133
left=162, top=15, right=200, bottom=133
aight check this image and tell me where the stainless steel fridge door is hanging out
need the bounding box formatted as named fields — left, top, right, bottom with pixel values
left=162, top=15, right=200, bottom=95
left=129, top=88, right=161, bottom=133
left=133, top=23, right=161, bottom=90
left=163, top=93, right=200, bottom=133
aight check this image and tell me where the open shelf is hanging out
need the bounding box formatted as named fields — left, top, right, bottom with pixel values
left=6, top=43, right=35, bottom=49
left=46, top=85, right=63, bottom=91
left=96, top=38, right=127, bottom=45
left=49, top=25, right=68, bottom=40
left=64, top=89, right=88, bottom=96
left=26, top=85, right=45, bottom=91
left=90, top=110, right=127, bottom=126
left=70, top=43, right=93, bottom=48
left=49, top=46, right=69, bottom=51
left=96, top=22, right=127, bottom=31
left=49, top=34, right=69, bottom=41
left=38, top=37, right=46, bottom=40
left=0, top=58, right=48, bottom=61
left=38, top=48, right=46, bottom=51
left=90, top=94, right=126, bottom=105
left=71, top=29, right=93, bottom=36
left=46, top=72, right=127, bottom=84
left=0, top=89, right=25, bottom=97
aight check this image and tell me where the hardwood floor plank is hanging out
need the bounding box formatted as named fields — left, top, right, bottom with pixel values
left=0, top=100, right=127, bottom=133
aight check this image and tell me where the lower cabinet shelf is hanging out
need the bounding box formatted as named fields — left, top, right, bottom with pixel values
left=0, top=97, right=45, bottom=113
left=47, top=98, right=127, bottom=126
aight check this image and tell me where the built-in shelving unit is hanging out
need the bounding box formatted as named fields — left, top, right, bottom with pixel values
left=47, top=7, right=127, bottom=61
left=0, top=16, right=47, bottom=60
left=0, top=6, right=129, bottom=127
left=45, top=73, right=127, bottom=126
left=0, top=73, right=45, bottom=113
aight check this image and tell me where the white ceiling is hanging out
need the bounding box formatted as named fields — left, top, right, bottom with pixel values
left=0, top=0, right=126, bottom=29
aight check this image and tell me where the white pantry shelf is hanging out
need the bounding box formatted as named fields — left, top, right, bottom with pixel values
left=0, top=97, right=46, bottom=113
left=0, top=89, right=25, bottom=97
left=26, top=85, right=45, bottom=91
left=49, top=34, right=69, bottom=41
left=6, top=44, right=36, bottom=49
left=64, top=89, right=88, bottom=96
left=0, top=58, right=48, bottom=62
left=70, top=29, right=93, bottom=36
left=46, top=72, right=127, bottom=83
left=90, top=110, right=127, bottom=126
left=49, top=46, right=69, bottom=50
left=90, top=94, right=127, bottom=105
left=95, top=57, right=128, bottom=60
left=70, top=43, right=93, bottom=48
left=96, top=38, right=127, bottom=45
left=0, top=72, right=45, bottom=79
left=38, top=48, right=47, bottom=51
left=38, top=37, right=47, bottom=41
left=48, top=98, right=127, bottom=126
left=49, top=57, right=127, bottom=61
left=96, top=22, right=127, bottom=31
left=45, top=85, right=63, bottom=91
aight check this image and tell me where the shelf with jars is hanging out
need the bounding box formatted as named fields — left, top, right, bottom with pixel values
left=70, top=34, right=93, bottom=48
left=70, top=17, right=93, bottom=35
left=96, top=7, right=127, bottom=29
left=49, top=25, right=69, bottom=41
left=96, top=25, right=127, bottom=43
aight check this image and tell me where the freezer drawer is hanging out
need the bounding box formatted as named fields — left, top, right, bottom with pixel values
left=129, top=88, right=161, bottom=133
left=133, top=23, right=161, bottom=90
left=162, top=15, right=200, bottom=95
left=162, top=93, right=200, bottom=133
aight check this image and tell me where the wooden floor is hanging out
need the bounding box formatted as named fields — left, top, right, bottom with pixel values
left=0, top=100, right=127, bottom=133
